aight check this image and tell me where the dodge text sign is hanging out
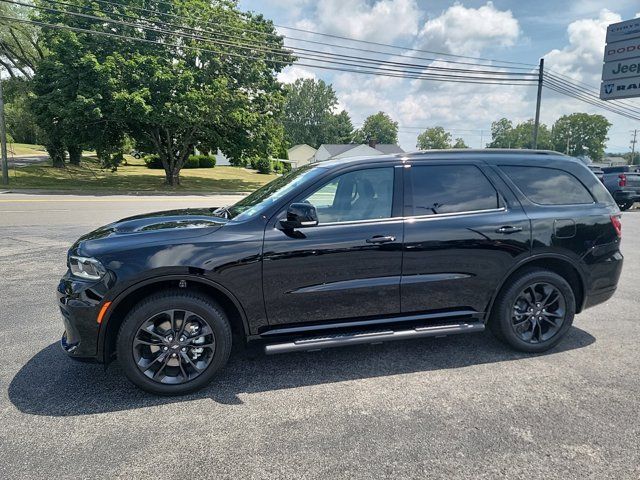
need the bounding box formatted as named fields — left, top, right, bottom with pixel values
left=601, top=18, right=640, bottom=100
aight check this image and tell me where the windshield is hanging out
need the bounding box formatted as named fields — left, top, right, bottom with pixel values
left=226, top=164, right=325, bottom=221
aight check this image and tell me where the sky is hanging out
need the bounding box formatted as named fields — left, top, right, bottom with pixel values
left=238, top=0, right=640, bottom=153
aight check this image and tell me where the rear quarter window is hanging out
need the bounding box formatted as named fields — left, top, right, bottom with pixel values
left=500, top=165, right=594, bottom=205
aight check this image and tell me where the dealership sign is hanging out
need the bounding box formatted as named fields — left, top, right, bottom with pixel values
left=601, top=18, right=640, bottom=100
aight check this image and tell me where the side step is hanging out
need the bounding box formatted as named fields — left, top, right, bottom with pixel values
left=264, top=321, right=485, bottom=355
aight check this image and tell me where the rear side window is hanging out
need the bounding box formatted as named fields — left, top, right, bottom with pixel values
left=409, top=165, right=500, bottom=215
left=500, top=166, right=593, bottom=205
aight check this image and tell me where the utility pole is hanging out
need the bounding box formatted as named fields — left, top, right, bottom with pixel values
left=566, top=128, right=571, bottom=155
left=0, top=76, right=8, bottom=186
left=532, top=58, right=544, bottom=150
left=631, top=129, right=638, bottom=165
left=479, top=130, right=484, bottom=149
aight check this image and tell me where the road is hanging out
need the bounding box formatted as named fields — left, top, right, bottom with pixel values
left=5, top=154, right=49, bottom=168
left=0, top=193, right=638, bottom=479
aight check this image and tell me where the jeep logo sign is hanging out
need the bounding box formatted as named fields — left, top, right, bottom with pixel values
left=601, top=18, right=640, bottom=100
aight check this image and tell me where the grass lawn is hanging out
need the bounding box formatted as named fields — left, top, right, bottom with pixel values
left=9, top=156, right=277, bottom=193
left=8, top=143, right=48, bottom=156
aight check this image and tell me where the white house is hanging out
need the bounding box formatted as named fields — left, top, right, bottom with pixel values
left=313, top=143, right=404, bottom=162
left=286, top=144, right=317, bottom=168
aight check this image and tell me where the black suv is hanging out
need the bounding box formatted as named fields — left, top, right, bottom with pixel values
left=58, top=150, right=623, bottom=394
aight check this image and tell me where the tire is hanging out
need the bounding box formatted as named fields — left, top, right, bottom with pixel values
left=489, top=268, right=575, bottom=353
left=618, top=201, right=633, bottom=211
left=116, top=290, right=232, bottom=395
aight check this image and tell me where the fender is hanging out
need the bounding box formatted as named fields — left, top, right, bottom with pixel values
left=484, top=253, right=588, bottom=320
left=97, top=273, right=251, bottom=359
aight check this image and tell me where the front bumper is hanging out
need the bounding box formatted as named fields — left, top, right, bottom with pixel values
left=57, top=271, right=109, bottom=361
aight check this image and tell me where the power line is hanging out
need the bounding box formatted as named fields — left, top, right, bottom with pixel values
left=543, top=76, right=640, bottom=121
left=0, top=15, right=540, bottom=86
left=42, top=0, right=537, bottom=72
left=11, top=0, right=536, bottom=80
left=111, top=0, right=537, bottom=69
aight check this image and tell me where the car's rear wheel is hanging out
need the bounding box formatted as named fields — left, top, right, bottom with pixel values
left=618, top=201, right=633, bottom=211
left=489, top=268, right=575, bottom=353
left=117, top=290, right=232, bottom=395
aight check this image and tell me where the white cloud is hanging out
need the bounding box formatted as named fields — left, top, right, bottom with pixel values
left=417, top=2, right=520, bottom=56
left=544, top=9, right=621, bottom=84
left=277, top=65, right=316, bottom=84
left=296, top=0, right=421, bottom=43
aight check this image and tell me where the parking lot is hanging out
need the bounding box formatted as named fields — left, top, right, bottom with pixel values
left=0, top=193, right=638, bottom=479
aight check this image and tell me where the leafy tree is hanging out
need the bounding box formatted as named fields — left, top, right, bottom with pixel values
left=326, top=110, right=354, bottom=145
left=452, top=138, right=468, bottom=149
left=33, top=0, right=292, bottom=183
left=551, top=113, right=611, bottom=160
left=282, top=78, right=349, bottom=148
left=0, top=4, right=44, bottom=78
left=488, top=118, right=514, bottom=148
left=354, top=111, right=398, bottom=145
left=488, top=118, right=551, bottom=150
left=3, top=77, right=40, bottom=144
left=417, top=127, right=452, bottom=149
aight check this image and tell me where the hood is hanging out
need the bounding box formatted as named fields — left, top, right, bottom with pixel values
left=72, top=208, right=228, bottom=255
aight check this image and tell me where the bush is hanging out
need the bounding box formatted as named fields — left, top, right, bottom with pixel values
left=255, top=157, right=272, bottom=174
left=145, top=154, right=216, bottom=169
left=144, top=155, right=163, bottom=169
left=190, top=154, right=216, bottom=168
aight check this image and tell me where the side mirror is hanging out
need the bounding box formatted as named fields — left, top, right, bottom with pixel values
left=279, top=203, right=318, bottom=230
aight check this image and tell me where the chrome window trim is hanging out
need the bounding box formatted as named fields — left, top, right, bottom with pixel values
left=310, top=206, right=507, bottom=227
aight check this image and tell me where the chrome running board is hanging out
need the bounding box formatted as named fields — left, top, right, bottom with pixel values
left=264, top=321, right=485, bottom=355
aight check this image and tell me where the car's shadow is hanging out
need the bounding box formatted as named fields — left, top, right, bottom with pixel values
left=9, top=328, right=595, bottom=416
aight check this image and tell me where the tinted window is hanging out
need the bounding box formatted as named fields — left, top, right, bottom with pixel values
left=501, top=166, right=593, bottom=205
left=409, top=165, right=500, bottom=215
left=303, top=167, right=394, bottom=223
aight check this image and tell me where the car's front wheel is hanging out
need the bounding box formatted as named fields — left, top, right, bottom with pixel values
left=117, top=290, right=232, bottom=395
left=489, top=268, right=575, bottom=353
left=618, top=201, right=633, bottom=211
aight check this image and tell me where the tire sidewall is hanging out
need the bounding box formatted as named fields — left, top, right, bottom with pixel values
left=117, top=292, right=232, bottom=395
left=494, top=270, right=575, bottom=353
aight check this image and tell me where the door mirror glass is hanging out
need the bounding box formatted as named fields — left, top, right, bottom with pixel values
left=279, top=203, right=319, bottom=229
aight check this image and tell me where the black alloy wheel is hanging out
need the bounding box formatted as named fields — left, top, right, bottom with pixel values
left=117, top=290, right=232, bottom=395
left=511, top=282, right=566, bottom=344
left=133, top=309, right=216, bottom=385
left=489, top=268, right=575, bottom=353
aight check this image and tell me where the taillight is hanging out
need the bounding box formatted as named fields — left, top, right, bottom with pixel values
left=618, top=174, right=627, bottom=187
left=611, top=215, right=622, bottom=239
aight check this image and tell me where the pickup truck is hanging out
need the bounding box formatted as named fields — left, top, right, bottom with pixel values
left=602, top=165, right=640, bottom=210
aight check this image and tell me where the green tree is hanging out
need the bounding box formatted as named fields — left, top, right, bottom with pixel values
left=417, top=127, right=452, bottom=149
left=3, top=77, right=40, bottom=144
left=282, top=78, right=350, bottom=148
left=0, top=4, right=44, bottom=78
left=452, top=137, right=468, bottom=149
left=354, top=111, right=398, bottom=145
left=551, top=113, right=611, bottom=160
left=488, top=118, right=514, bottom=148
left=33, top=0, right=292, bottom=183
left=326, top=110, right=354, bottom=144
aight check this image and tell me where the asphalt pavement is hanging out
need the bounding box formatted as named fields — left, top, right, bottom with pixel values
left=0, top=193, right=638, bottom=479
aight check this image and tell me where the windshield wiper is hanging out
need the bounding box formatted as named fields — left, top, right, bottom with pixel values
left=211, top=206, right=231, bottom=219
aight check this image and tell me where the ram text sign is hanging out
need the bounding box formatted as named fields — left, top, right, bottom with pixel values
left=601, top=18, right=640, bottom=100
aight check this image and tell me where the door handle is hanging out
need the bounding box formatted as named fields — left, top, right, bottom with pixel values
left=495, top=226, right=523, bottom=234
left=366, top=235, right=396, bottom=244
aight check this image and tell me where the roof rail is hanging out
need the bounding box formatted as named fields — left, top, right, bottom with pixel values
left=406, top=149, right=567, bottom=156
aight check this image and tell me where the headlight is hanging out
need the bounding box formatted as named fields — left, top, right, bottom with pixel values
left=68, top=256, right=106, bottom=280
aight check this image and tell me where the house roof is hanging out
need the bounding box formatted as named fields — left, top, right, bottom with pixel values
left=319, top=143, right=404, bottom=156
left=287, top=144, right=316, bottom=153
left=374, top=144, right=405, bottom=154
left=320, top=144, right=362, bottom=156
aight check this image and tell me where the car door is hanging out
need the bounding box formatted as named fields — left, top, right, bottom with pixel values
left=262, top=164, right=404, bottom=326
left=401, top=161, right=531, bottom=315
